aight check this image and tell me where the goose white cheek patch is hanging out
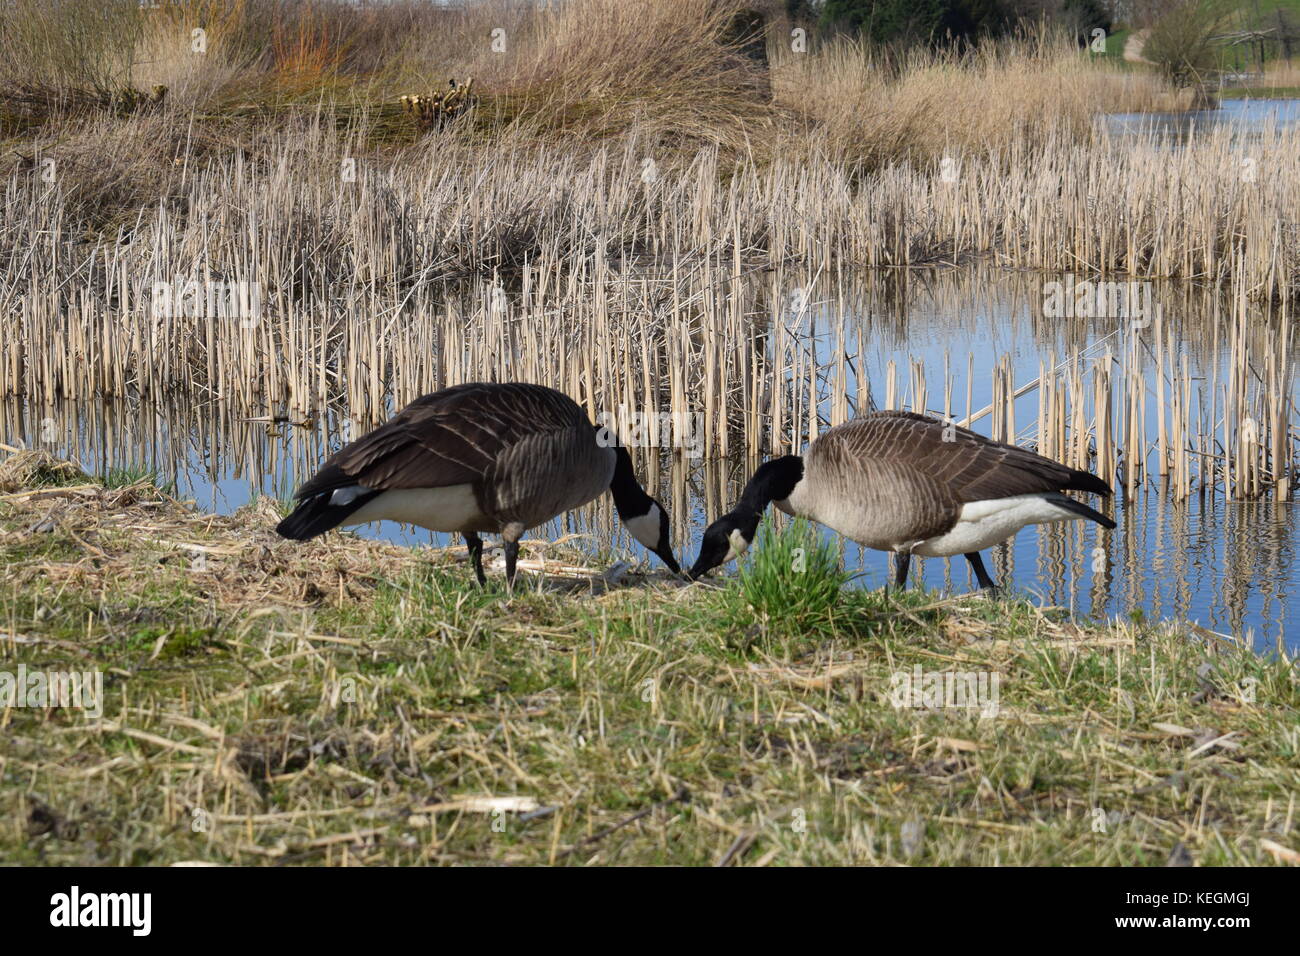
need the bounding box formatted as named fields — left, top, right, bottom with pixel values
left=624, top=505, right=662, bottom=550
left=723, top=528, right=750, bottom=563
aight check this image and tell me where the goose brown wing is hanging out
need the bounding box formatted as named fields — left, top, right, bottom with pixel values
left=817, top=411, right=1112, bottom=506
left=292, top=382, right=590, bottom=500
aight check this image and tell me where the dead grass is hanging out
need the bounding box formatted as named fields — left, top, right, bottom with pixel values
left=3, top=2, right=1183, bottom=160
left=1262, top=59, right=1300, bottom=87
left=769, top=28, right=1191, bottom=166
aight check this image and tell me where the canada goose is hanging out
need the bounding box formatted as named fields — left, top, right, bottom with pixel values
left=277, top=382, right=680, bottom=585
left=688, top=410, right=1115, bottom=590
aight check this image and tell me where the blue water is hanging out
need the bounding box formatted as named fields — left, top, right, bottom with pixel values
left=1104, top=97, right=1300, bottom=140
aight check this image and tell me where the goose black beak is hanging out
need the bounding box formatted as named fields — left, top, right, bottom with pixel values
left=687, top=549, right=722, bottom=579
left=655, top=547, right=682, bottom=576
left=688, top=519, right=735, bottom=580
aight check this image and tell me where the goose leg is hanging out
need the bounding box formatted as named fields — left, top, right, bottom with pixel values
left=503, top=540, right=519, bottom=589
left=893, top=551, right=911, bottom=591
left=464, top=532, right=486, bottom=586
left=964, top=552, right=998, bottom=592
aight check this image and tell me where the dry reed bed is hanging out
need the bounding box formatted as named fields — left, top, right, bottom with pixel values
left=1, top=118, right=1297, bottom=501
left=1, top=259, right=1294, bottom=510
left=10, top=117, right=1296, bottom=291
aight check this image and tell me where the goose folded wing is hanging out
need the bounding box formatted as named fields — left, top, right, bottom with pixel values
left=937, top=435, right=1099, bottom=502
left=292, top=383, right=591, bottom=500
left=843, top=411, right=1111, bottom=505
left=293, top=404, right=501, bottom=499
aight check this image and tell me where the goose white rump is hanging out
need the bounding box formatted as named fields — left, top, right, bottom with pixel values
left=908, top=494, right=1086, bottom=557
left=344, top=483, right=491, bottom=533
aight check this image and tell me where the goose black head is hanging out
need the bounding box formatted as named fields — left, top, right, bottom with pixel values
left=623, top=497, right=680, bottom=574
left=688, top=511, right=759, bottom=579
left=688, top=455, right=803, bottom=579
left=608, top=442, right=680, bottom=574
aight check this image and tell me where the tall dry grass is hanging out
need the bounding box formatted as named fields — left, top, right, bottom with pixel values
left=5, top=2, right=1183, bottom=154
left=3, top=0, right=770, bottom=136
left=0, top=0, right=144, bottom=95
left=377, top=0, right=771, bottom=144
left=769, top=28, right=1192, bottom=165
left=2, top=114, right=1295, bottom=502
left=1260, top=58, right=1300, bottom=87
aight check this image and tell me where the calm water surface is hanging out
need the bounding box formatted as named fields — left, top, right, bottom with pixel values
left=1104, top=97, right=1300, bottom=140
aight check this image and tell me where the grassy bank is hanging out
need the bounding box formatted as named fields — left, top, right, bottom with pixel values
left=1, top=456, right=1296, bottom=866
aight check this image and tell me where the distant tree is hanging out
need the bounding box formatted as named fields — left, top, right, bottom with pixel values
left=724, top=8, right=770, bottom=67
left=1274, top=9, right=1300, bottom=61
left=1142, top=0, right=1235, bottom=86
left=819, top=0, right=1014, bottom=46
left=1062, top=0, right=1113, bottom=37
left=1004, top=0, right=1113, bottom=44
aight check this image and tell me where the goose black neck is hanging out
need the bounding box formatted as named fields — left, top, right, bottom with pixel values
left=609, top=444, right=654, bottom=519
left=735, top=455, right=803, bottom=517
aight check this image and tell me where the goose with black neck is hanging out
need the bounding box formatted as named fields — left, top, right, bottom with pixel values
left=689, top=411, right=1115, bottom=592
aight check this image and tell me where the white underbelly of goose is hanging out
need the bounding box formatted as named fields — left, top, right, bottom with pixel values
left=910, top=494, right=1081, bottom=557
left=344, top=483, right=493, bottom=533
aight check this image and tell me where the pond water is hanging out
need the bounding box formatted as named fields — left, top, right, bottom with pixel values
left=1104, top=96, right=1300, bottom=140
left=6, top=267, right=1296, bottom=655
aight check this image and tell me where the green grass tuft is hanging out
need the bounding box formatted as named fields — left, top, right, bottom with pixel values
left=737, top=518, right=853, bottom=635
left=102, top=464, right=166, bottom=491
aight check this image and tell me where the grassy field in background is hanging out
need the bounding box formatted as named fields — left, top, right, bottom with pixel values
left=2, top=458, right=1296, bottom=866
left=1219, top=83, right=1300, bottom=96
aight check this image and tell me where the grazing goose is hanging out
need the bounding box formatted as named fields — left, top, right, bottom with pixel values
left=688, top=410, right=1115, bottom=590
left=277, top=382, right=680, bottom=585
